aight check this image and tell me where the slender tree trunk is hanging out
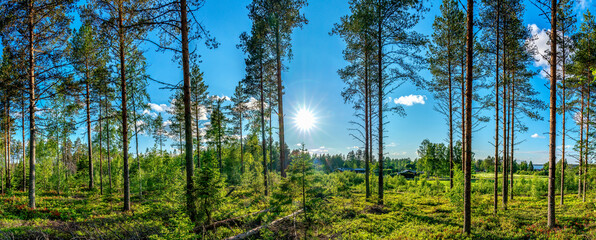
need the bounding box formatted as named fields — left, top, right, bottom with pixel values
left=510, top=73, right=515, bottom=200
left=377, top=4, right=384, bottom=205
left=132, top=92, right=141, bottom=198
left=275, top=23, right=287, bottom=178
left=364, top=39, right=371, bottom=198
left=4, top=99, right=11, bottom=191
left=561, top=46, right=566, bottom=205
left=461, top=55, right=465, bottom=172
left=579, top=86, right=584, bottom=198
left=22, top=94, right=26, bottom=192
left=269, top=86, right=273, bottom=174
left=240, top=111, right=244, bottom=174
left=448, top=37, right=454, bottom=190
left=547, top=0, right=557, bottom=228
left=180, top=0, right=197, bottom=223
left=107, top=105, right=112, bottom=192
left=99, top=96, right=103, bottom=195
left=28, top=1, right=36, bottom=208
left=85, top=67, right=93, bottom=190
left=494, top=0, right=500, bottom=213
left=259, top=56, right=268, bottom=196
left=463, top=0, right=473, bottom=233
left=502, top=47, right=508, bottom=210
left=117, top=2, right=131, bottom=211
left=583, top=85, right=589, bottom=202
left=195, top=99, right=201, bottom=168
left=56, top=140, right=60, bottom=194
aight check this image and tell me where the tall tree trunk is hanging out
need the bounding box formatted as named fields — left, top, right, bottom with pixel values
left=461, top=54, right=465, bottom=172
left=4, top=99, right=11, bottom=191
left=364, top=39, right=370, bottom=198
left=510, top=73, right=515, bottom=200
left=180, top=0, right=197, bottom=223
left=583, top=85, right=589, bottom=202
left=132, top=90, right=141, bottom=198
left=502, top=46, right=508, bottom=210
left=117, top=2, right=130, bottom=211
left=448, top=37, right=454, bottom=190
left=579, top=86, right=584, bottom=198
left=86, top=67, right=93, bottom=190
left=107, top=104, right=112, bottom=192
left=275, top=23, right=287, bottom=178
left=239, top=111, right=244, bottom=173
left=28, top=0, right=36, bottom=208
left=259, top=57, right=268, bottom=196
left=377, top=4, right=384, bottom=205
left=463, top=0, right=473, bottom=233
left=99, top=96, right=103, bottom=195
left=22, top=94, right=26, bottom=192
left=547, top=0, right=557, bottom=228
left=560, top=42, right=566, bottom=205
left=195, top=98, right=201, bottom=168
left=494, top=0, right=500, bottom=213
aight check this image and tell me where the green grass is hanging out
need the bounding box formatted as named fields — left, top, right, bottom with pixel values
left=1, top=173, right=594, bottom=239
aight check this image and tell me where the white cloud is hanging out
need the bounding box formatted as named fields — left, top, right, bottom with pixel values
left=531, top=133, right=545, bottom=139
left=211, top=95, right=231, bottom=102
left=162, top=120, right=172, bottom=127
left=246, top=97, right=267, bottom=111
left=346, top=146, right=359, bottom=150
left=309, top=146, right=329, bottom=154
left=528, top=24, right=550, bottom=73
left=394, top=94, right=426, bottom=106
left=386, top=142, right=397, bottom=147
left=148, top=103, right=169, bottom=112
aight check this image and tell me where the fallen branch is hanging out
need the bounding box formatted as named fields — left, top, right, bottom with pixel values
left=198, top=208, right=270, bottom=231
left=224, top=209, right=303, bottom=240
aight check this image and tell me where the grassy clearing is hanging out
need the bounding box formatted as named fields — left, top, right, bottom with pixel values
left=1, top=172, right=595, bottom=239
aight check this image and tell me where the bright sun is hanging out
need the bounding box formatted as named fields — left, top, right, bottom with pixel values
left=294, top=108, right=316, bottom=131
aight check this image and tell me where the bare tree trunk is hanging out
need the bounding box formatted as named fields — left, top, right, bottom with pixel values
left=4, top=99, right=11, bottom=191
left=240, top=111, right=244, bottom=174
left=448, top=36, right=453, bottom=190
left=99, top=96, right=103, bottom=195
left=364, top=40, right=370, bottom=198
left=259, top=57, right=268, bottom=196
left=463, top=0, right=473, bottom=233
left=579, top=86, right=584, bottom=198
left=132, top=90, right=141, bottom=198
left=583, top=85, right=589, bottom=202
left=377, top=4, right=384, bottom=205
left=107, top=104, right=112, bottom=192
left=117, top=2, right=131, bottom=211
left=494, top=0, right=500, bottom=213
left=180, top=0, right=197, bottom=223
left=502, top=67, right=508, bottom=210
left=22, top=94, right=26, bottom=192
left=195, top=99, right=201, bottom=168
left=510, top=73, right=515, bottom=200
left=85, top=66, right=94, bottom=190
left=275, top=23, right=287, bottom=178
left=28, top=1, right=36, bottom=208
left=560, top=44, right=566, bottom=205
left=547, top=0, right=557, bottom=228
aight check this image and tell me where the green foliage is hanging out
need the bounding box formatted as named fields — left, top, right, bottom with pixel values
left=195, top=150, right=224, bottom=224
left=446, top=170, right=464, bottom=210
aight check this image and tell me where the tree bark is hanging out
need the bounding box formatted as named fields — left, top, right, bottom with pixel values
left=259, top=55, right=268, bottom=196
left=377, top=3, right=384, bottom=205
left=118, top=1, right=131, bottom=211
left=547, top=0, right=557, bottom=228
left=494, top=0, right=500, bottom=213
left=180, top=0, right=197, bottom=223
left=275, top=22, right=287, bottom=178
left=364, top=38, right=370, bottom=198
left=22, top=94, right=26, bottom=192
left=28, top=0, right=36, bottom=209
left=448, top=35, right=453, bottom=190
left=560, top=32, right=566, bottom=206
left=85, top=64, right=94, bottom=190
left=510, top=73, right=515, bottom=200
left=583, top=84, right=589, bottom=202
left=99, top=95, right=103, bottom=195
left=463, top=0, right=473, bottom=234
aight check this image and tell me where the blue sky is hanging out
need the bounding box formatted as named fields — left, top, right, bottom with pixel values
left=73, top=0, right=595, bottom=164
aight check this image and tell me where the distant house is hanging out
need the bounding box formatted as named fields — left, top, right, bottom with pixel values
left=336, top=168, right=366, bottom=174
left=398, top=169, right=421, bottom=179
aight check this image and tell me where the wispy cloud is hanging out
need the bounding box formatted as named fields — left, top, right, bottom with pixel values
left=394, top=94, right=426, bottom=106
left=148, top=103, right=170, bottom=112
left=531, top=133, right=545, bottom=139
left=386, top=142, right=397, bottom=147
left=309, top=146, right=329, bottom=154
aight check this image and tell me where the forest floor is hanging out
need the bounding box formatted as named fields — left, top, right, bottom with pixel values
left=1, top=176, right=595, bottom=239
